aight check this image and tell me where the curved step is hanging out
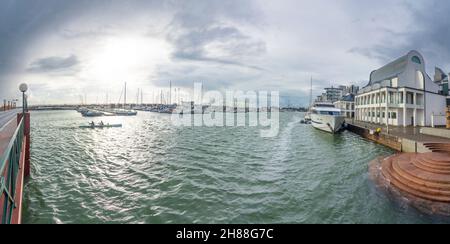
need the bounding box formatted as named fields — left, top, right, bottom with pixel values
left=413, top=158, right=450, bottom=170
left=394, top=158, right=450, bottom=185
left=384, top=166, right=450, bottom=202
left=412, top=159, right=450, bottom=174
left=391, top=159, right=450, bottom=192
left=381, top=153, right=450, bottom=203
left=412, top=155, right=450, bottom=173
left=390, top=161, right=450, bottom=194
left=415, top=153, right=450, bottom=166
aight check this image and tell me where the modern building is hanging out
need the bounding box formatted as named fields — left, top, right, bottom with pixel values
left=334, top=94, right=355, bottom=119
left=324, top=86, right=345, bottom=102
left=316, top=93, right=327, bottom=103
left=315, top=85, right=359, bottom=103
left=343, top=85, right=360, bottom=95
left=434, top=67, right=450, bottom=106
left=355, top=50, right=447, bottom=127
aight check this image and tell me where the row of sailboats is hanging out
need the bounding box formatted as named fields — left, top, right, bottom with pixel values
left=78, top=82, right=137, bottom=117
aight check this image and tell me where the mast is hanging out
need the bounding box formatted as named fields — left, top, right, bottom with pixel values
left=169, top=81, right=172, bottom=104
left=137, top=88, right=140, bottom=105
left=310, top=76, right=313, bottom=107
left=124, top=82, right=127, bottom=108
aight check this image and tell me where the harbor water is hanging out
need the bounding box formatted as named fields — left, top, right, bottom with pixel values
left=22, top=111, right=450, bottom=223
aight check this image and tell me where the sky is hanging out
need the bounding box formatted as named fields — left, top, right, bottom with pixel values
left=0, top=0, right=449, bottom=106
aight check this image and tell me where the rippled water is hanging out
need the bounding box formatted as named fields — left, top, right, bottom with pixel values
left=22, top=111, right=450, bottom=223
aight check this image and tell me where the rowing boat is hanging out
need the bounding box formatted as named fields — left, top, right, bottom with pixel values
left=79, top=124, right=122, bottom=129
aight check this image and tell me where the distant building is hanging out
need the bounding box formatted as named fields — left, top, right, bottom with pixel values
left=316, top=93, right=327, bottom=103
left=334, top=94, right=355, bottom=119
left=315, top=85, right=359, bottom=104
left=344, top=85, right=360, bottom=95
left=324, top=87, right=344, bottom=102
left=355, top=50, right=446, bottom=127
left=434, top=67, right=450, bottom=106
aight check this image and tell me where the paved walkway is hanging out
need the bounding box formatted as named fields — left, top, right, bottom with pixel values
left=0, top=109, right=20, bottom=130
left=0, top=110, right=19, bottom=158
left=349, top=120, right=450, bottom=143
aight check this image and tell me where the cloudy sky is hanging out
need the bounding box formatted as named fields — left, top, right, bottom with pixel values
left=0, top=0, right=449, bottom=106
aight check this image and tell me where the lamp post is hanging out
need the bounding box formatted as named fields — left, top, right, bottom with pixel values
left=19, top=83, right=28, bottom=114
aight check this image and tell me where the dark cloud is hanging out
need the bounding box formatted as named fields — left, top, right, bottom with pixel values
left=169, top=25, right=266, bottom=70
left=0, top=1, right=87, bottom=74
left=27, top=55, right=79, bottom=73
left=348, top=45, right=407, bottom=65
left=348, top=0, right=450, bottom=74
left=406, top=1, right=450, bottom=71
left=166, top=0, right=266, bottom=70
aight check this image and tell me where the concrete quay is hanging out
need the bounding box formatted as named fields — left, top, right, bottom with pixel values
left=347, top=120, right=450, bottom=153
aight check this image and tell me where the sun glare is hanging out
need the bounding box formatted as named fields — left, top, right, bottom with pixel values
left=82, top=36, right=169, bottom=87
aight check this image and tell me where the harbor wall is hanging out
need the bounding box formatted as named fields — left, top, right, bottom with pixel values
left=347, top=124, right=402, bottom=151
left=400, top=139, right=431, bottom=153
left=347, top=123, right=434, bottom=153
left=420, top=127, right=450, bottom=139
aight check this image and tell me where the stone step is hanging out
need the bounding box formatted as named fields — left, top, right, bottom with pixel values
left=412, top=159, right=450, bottom=174
left=431, top=149, right=450, bottom=153
left=388, top=171, right=450, bottom=200
left=383, top=164, right=450, bottom=202
left=394, top=157, right=450, bottom=185
left=423, top=143, right=450, bottom=153
left=423, top=143, right=450, bottom=147
left=415, top=153, right=450, bottom=166
left=390, top=158, right=450, bottom=191
left=412, top=156, right=450, bottom=170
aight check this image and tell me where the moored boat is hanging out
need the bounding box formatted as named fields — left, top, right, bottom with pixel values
left=310, top=103, right=345, bottom=133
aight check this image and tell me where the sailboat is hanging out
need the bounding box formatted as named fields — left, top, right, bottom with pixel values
left=115, top=82, right=138, bottom=116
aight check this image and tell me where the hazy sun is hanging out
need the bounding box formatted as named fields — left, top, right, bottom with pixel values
left=82, top=35, right=170, bottom=87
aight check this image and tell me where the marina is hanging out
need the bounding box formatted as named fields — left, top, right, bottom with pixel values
left=13, top=110, right=448, bottom=224
left=2, top=49, right=450, bottom=224
left=2, top=50, right=450, bottom=224
left=20, top=111, right=404, bottom=223
left=2, top=0, right=450, bottom=227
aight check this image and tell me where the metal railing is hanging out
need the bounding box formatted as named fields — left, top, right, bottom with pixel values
left=0, top=117, right=24, bottom=224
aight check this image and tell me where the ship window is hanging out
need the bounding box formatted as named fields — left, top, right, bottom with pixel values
left=411, top=56, right=421, bottom=64
left=319, top=111, right=341, bottom=116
